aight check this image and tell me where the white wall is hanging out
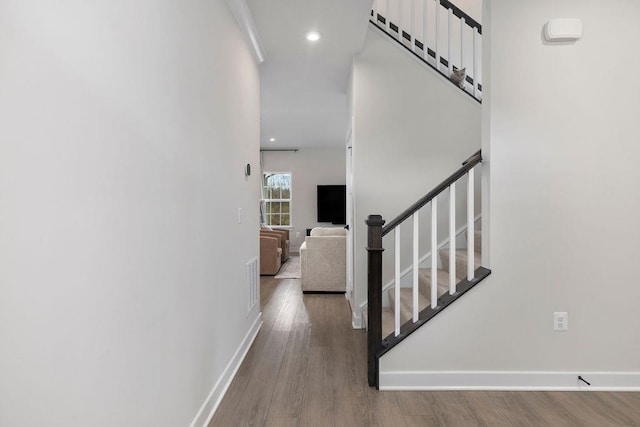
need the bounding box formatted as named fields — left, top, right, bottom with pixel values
left=380, top=0, right=640, bottom=387
left=350, top=27, right=481, bottom=323
left=262, top=148, right=346, bottom=252
left=0, top=1, right=261, bottom=425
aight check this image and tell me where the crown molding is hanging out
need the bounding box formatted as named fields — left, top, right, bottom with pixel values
left=226, top=0, right=267, bottom=64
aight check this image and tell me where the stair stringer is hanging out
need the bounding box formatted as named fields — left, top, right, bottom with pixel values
left=378, top=266, right=491, bottom=355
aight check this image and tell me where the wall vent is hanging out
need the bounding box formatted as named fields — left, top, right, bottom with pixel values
left=246, top=257, right=259, bottom=314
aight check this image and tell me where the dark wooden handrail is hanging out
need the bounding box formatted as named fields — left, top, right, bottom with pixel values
left=382, top=150, right=482, bottom=236
left=462, top=149, right=481, bottom=165
left=373, top=1, right=481, bottom=34
left=439, top=0, right=482, bottom=34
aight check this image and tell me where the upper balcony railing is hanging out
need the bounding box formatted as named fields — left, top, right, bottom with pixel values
left=371, top=0, right=482, bottom=102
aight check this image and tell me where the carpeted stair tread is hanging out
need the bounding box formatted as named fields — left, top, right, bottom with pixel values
left=439, top=248, right=481, bottom=280
left=362, top=307, right=396, bottom=339
left=387, top=287, right=432, bottom=325
left=381, top=308, right=394, bottom=338
left=418, top=268, right=452, bottom=298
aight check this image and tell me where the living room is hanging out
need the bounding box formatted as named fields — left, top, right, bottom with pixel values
left=260, top=147, right=346, bottom=254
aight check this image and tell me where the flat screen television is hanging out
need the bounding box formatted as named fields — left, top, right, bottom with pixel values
left=317, top=185, right=346, bottom=225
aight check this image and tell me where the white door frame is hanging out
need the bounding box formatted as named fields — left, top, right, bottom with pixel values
left=345, top=120, right=356, bottom=316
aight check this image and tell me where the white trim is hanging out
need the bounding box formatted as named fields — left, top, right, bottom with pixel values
left=352, top=310, right=363, bottom=329
left=190, top=313, right=263, bottom=427
left=225, top=0, right=267, bottom=64
left=262, top=172, right=292, bottom=227
left=358, top=300, right=368, bottom=328
left=379, top=370, right=640, bottom=391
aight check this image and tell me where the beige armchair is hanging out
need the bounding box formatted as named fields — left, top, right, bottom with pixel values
left=300, top=227, right=346, bottom=293
left=260, top=228, right=290, bottom=262
left=260, top=235, right=282, bottom=275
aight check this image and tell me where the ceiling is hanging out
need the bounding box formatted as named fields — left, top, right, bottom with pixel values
left=246, top=0, right=373, bottom=149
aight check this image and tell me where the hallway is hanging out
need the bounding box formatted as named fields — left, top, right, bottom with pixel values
left=210, top=277, right=372, bottom=425
left=210, top=277, right=640, bottom=426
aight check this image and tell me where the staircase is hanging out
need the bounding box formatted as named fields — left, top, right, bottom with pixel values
left=360, top=0, right=487, bottom=389
left=365, top=150, right=491, bottom=388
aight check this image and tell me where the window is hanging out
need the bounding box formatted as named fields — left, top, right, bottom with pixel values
left=263, top=172, right=292, bottom=226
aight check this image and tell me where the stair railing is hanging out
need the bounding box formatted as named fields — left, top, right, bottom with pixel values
left=370, top=0, right=482, bottom=101
left=366, top=150, right=491, bottom=388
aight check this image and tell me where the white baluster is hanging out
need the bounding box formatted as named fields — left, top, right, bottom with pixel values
left=473, top=27, right=479, bottom=98
left=411, top=0, right=416, bottom=52
left=385, top=0, right=390, bottom=32
left=412, top=212, right=419, bottom=322
left=467, top=168, right=475, bottom=281
left=422, top=0, right=428, bottom=60
left=397, top=0, right=403, bottom=41
left=460, top=17, right=465, bottom=81
left=449, top=183, right=456, bottom=294
left=395, top=225, right=401, bottom=336
left=435, top=0, right=440, bottom=70
left=372, top=0, right=376, bottom=21
left=431, top=198, right=438, bottom=309
left=448, top=7, right=453, bottom=76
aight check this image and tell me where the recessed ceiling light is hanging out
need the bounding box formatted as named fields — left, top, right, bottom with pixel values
left=269, top=137, right=276, bottom=142
left=306, top=31, right=321, bottom=42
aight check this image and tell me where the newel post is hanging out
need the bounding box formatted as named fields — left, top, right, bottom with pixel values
left=366, top=214, right=385, bottom=388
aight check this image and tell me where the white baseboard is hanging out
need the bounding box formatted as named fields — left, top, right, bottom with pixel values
left=190, top=313, right=263, bottom=427
left=379, top=371, right=640, bottom=391
left=352, top=310, right=363, bottom=329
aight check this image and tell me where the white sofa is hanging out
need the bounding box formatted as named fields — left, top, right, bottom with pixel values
left=300, top=227, right=346, bottom=293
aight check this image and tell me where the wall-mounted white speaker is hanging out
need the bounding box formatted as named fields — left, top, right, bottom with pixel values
left=544, top=19, right=583, bottom=42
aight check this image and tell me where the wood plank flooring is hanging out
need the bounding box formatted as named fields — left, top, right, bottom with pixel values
left=210, top=276, right=640, bottom=426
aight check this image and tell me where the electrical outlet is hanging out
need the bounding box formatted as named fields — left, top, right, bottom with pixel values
left=554, top=312, right=568, bottom=331
left=237, top=208, right=243, bottom=224
left=296, top=231, right=301, bottom=238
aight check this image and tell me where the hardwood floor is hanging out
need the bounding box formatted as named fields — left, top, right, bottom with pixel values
left=210, top=277, right=640, bottom=426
